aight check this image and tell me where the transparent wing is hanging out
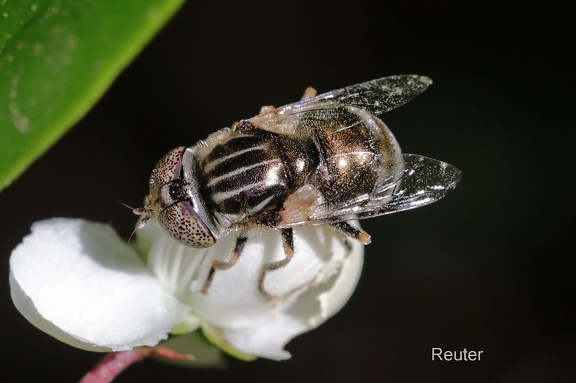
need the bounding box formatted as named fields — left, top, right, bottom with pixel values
left=277, top=74, right=432, bottom=116
left=247, top=75, right=432, bottom=135
left=279, top=154, right=462, bottom=227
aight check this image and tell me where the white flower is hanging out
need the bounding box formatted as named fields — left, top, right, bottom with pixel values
left=9, top=218, right=363, bottom=360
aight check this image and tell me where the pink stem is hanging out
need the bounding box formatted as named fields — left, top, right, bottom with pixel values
left=79, top=348, right=194, bottom=383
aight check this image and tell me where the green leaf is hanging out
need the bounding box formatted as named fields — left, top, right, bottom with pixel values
left=0, top=0, right=184, bottom=191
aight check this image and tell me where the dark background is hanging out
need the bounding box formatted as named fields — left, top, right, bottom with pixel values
left=2, top=1, right=574, bottom=382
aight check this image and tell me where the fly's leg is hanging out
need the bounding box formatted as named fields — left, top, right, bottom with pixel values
left=201, top=234, right=248, bottom=294
left=301, top=87, right=317, bottom=100
left=330, top=221, right=372, bottom=245
left=258, top=228, right=294, bottom=300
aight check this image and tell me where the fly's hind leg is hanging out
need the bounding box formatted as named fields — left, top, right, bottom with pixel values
left=258, top=228, right=294, bottom=300
left=330, top=221, right=372, bottom=246
left=201, top=234, right=248, bottom=294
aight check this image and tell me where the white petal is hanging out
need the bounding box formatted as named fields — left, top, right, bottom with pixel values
left=9, top=218, right=190, bottom=351
left=145, top=222, right=363, bottom=360
left=215, top=225, right=364, bottom=359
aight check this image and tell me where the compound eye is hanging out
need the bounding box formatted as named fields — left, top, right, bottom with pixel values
left=149, top=147, right=186, bottom=191
left=158, top=201, right=216, bottom=248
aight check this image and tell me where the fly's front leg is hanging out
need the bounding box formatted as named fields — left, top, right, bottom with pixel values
left=330, top=221, right=372, bottom=245
left=258, top=228, right=294, bottom=300
left=301, top=87, right=317, bottom=100
left=201, top=234, right=248, bottom=294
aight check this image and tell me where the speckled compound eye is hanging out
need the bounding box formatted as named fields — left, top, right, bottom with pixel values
left=147, top=147, right=220, bottom=248
left=158, top=200, right=216, bottom=248
left=149, top=147, right=186, bottom=191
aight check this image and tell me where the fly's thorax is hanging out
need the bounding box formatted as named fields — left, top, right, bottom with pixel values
left=145, top=146, right=220, bottom=248
left=200, top=128, right=310, bottom=228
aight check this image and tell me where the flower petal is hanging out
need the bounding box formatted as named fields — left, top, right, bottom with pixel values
left=9, top=218, right=190, bottom=351
left=212, top=225, right=364, bottom=360
left=145, top=222, right=363, bottom=360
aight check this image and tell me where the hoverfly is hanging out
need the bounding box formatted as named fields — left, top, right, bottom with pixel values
left=136, top=75, right=461, bottom=298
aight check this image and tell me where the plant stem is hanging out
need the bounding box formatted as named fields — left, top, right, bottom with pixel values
left=79, top=347, right=194, bottom=383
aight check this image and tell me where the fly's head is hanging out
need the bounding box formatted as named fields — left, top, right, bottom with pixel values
left=135, top=146, right=220, bottom=248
